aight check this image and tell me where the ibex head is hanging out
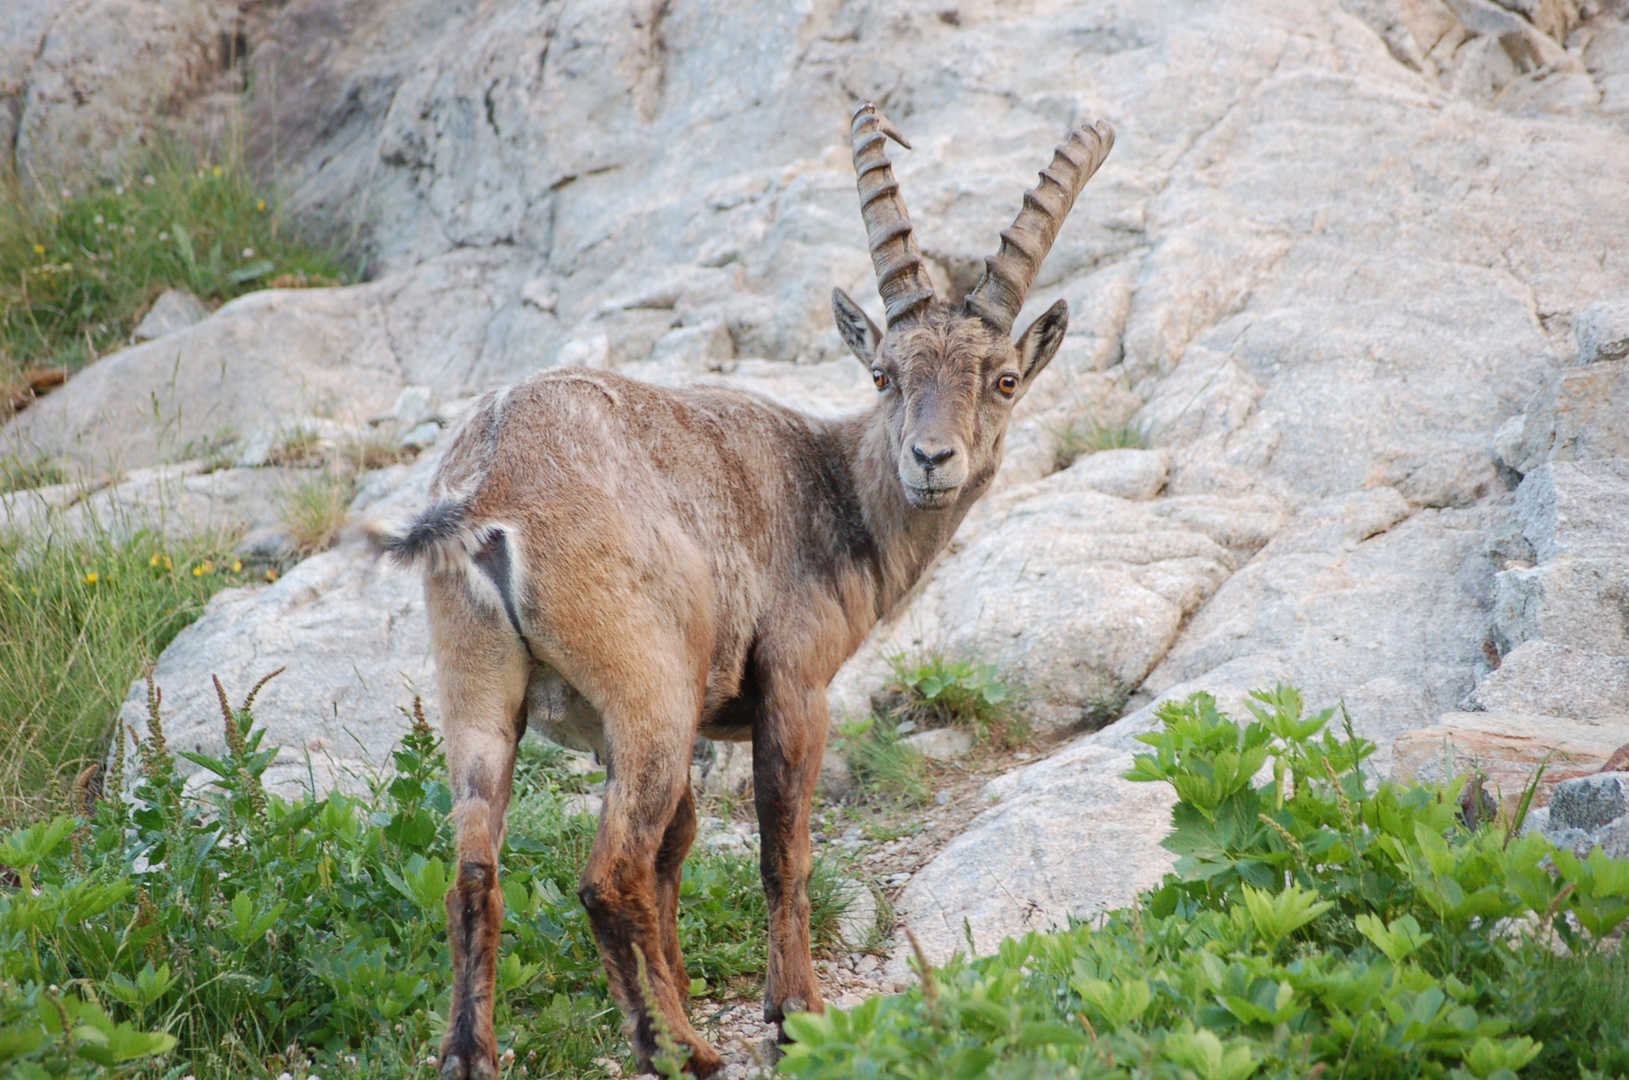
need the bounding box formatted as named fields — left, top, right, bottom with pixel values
left=832, top=102, right=1115, bottom=510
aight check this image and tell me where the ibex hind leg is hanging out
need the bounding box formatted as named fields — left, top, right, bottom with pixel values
left=578, top=689, right=723, bottom=1076
left=425, top=575, right=529, bottom=1080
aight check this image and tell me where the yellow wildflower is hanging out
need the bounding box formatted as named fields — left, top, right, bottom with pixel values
left=256, top=199, right=266, bottom=212
left=83, top=572, right=99, bottom=584
left=149, top=552, right=172, bottom=570
left=33, top=243, right=44, bottom=256
left=232, top=559, right=243, bottom=573
left=212, top=165, right=223, bottom=177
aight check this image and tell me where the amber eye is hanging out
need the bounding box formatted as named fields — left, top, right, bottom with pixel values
left=997, top=373, right=1020, bottom=397
left=872, top=368, right=890, bottom=390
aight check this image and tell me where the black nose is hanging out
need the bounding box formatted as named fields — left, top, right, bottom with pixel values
left=912, top=444, right=956, bottom=469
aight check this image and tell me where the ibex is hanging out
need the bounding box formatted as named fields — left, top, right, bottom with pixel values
left=381, top=103, right=1113, bottom=1077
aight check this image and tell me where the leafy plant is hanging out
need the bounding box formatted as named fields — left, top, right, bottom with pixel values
left=886, top=652, right=1025, bottom=746
left=0, top=676, right=851, bottom=1078
left=782, top=684, right=1629, bottom=1080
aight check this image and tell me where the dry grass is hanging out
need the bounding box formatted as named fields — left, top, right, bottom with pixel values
left=276, top=471, right=355, bottom=557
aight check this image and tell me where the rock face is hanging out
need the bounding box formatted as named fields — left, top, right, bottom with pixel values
left=1524, top=771, right=1629, bottom=858
left=6, top=0, right=1629, bottom=960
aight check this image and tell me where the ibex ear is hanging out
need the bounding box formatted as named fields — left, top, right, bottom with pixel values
left=831, top=288, right=882, bottom=365
left=1014, top=299, right=1069, bottom=395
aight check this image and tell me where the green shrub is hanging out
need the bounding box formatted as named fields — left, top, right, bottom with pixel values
left=886, top=653, right=1026, bottom=747
left=0, top=679, right=851, bottom=1078
left=781, top=685, right=1629, bottom=1080
left=0, top=139, right=351, bottom=384
left=0, top=524, right=246, bottom=827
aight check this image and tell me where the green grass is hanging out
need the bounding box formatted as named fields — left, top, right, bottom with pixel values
left=1051, top=410, right=1152, bottom=470
left=0, top=452, right=67, bottom=493
left=0, top=139, right=351, bottom=391
left=0, top=691, right=853, bottom=1078
left=0, top=522, right=247, bottom=828
left=835, top=715, right=929, bottom=807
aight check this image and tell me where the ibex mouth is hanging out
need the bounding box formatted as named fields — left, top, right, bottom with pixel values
left=903, top=482, right=958, bottom=510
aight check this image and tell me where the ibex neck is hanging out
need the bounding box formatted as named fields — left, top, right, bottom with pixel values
left=832, top=407, right=988, bottom=620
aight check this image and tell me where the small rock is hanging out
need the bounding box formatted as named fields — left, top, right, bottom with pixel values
left=234, top=428, right=278, bottom=468
left=885, top=872, right=911, bottom=887
left=818, top=750, right=856, bottom=802
left=235, top=526, right=294, bottom=563
left=833, top=879, right=878, bottom=949
left=900, top=727, right=973, bottom=762
left=934, top=789, right=950, bottom=806
left=1066, top=448, right=1170, bottom=501
left=561, top=793, right=603, bottom=818
left=1575, top=299, right=1629, bottom=366
left=382, top=385, right=435, bottom=428
left=398, top=421, right=441, bottom=450
left=520, top=278, right=558, bottom=312
left=854, top=953, right=878, bottom=975
left=704, top=740, right=755, bottom=798
left=1549, top=772, right=1629, bottom=832
left=1598, top=816, right=1629, bottom=860
left=132, top=288, right=209, bottom=342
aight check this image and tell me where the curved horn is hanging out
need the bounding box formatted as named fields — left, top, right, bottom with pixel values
left=850, top=101, right=936, bottom=326
left=964, top=119, right=1115, bottom=335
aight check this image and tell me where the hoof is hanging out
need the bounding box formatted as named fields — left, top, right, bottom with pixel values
left=440, top=1042, right=498, bottom=1080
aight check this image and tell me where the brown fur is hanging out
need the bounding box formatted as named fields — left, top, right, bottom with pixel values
left=385, top=110, right=1110, bottom=1078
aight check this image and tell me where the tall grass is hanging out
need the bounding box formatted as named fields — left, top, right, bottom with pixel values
left=0, top=138, right=351, bottom=393
left=0, top=521, right=246, bottom=827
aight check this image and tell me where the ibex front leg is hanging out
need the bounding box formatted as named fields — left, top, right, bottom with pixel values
left=753, top=679, right=828, bottom=1034
left=428, top=581, right=529, bottom=1080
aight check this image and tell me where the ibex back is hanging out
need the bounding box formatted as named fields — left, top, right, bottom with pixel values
left=381, top=103, right=1113, bottom=1077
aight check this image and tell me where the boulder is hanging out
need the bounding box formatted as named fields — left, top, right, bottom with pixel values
left=132, top=289, right=210, bottom=343
left=1469, top=641, right=1629, bottom=717
left=896, top=744, right=1176, bottom=965
left=1392, top=712, right=1629, bottom=808
left=1549, top=771, right=1629, bottom=832
left=1575, top=299, right=1629, bottom=366
left=1066, top=448, right=1170, bottom=501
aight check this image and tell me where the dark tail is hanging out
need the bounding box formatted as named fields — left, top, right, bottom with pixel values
left=371, top=498, right=475, bottom=569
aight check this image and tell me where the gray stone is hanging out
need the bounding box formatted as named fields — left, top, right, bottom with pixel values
left=896, top=744, right=1175, bottom=964
left=900, top=727, right=974, bottom=762
left=1514, top=364, right=1629, bottom=469
left=818, top=751, right=856, bottom=804
left=833, top=880, right=879, bottom=950
left=1576, top=300, right=1629, bottom=365
left=1513, top=460, right=1629, bottom=564
left=1469, top=642, right=1629, bottom=717
left=1550, top=772, right=1629, bottom=832
left=398, top=421, right=441, bottom=450
left=0, top=461, right=299, bottom=542
left=1599, top=815, right=1629, bottom=860
left=1494, top=559, right=1629, bottom=656
left=1064, top=449, right=1170, bottom=501
left=132, top=289, right=210, bottom=343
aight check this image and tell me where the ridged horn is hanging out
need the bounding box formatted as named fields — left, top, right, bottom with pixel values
left=964, top=119, right=1115, bottom=335
left=850, top=101, right=936, bottom=326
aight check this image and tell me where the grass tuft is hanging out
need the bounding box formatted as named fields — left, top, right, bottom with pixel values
left=1050, top=410, right=1152, bottom=470
left=276, top=471, right=355, bottom=557
left=836, top=715, right=929, bottom=806
left=0, top=139, right=351, bottom=392
left=0, top=452, right=68, bottom=494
